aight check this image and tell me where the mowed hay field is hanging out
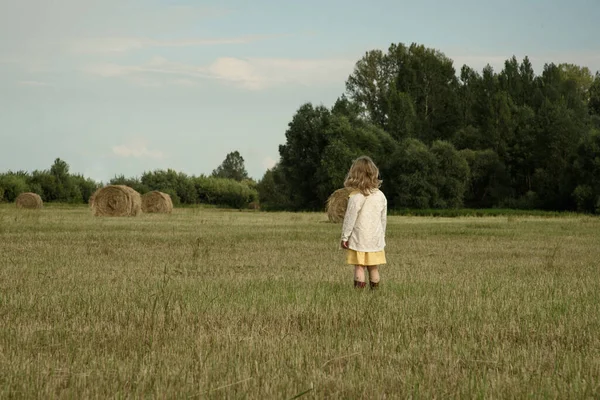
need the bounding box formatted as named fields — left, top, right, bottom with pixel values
left=1, top=206, right=599, bottom=399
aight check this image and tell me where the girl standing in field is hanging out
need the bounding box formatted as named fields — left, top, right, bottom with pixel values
left=340, top=156, right=387, bottom=289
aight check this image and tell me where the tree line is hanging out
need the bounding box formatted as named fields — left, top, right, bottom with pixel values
left=259, top=42, right=600, bottom=214
left=0, top=153, right=258, bottom=209
left=2, top=42, right=600, bottom=213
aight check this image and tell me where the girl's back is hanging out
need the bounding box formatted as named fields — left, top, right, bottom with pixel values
left=339, top=155, right=387, bottom=290
left=343, top=189, right=387, bottom=252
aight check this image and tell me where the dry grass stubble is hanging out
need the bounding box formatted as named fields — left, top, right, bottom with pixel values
left=0, top=206, right=599, bottom=398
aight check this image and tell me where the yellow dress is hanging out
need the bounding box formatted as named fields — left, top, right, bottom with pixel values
left=344, top=190, right=387, bottom=266
left=346, top=249, right=386, bottom=266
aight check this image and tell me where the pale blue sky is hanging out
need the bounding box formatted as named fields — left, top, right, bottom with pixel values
left=1, top=0, right=598, bottom=182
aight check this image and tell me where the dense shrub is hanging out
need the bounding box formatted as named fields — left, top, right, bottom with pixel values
left=0, top=173, right=30, bottom=202
left=194, top=176, right=258, bottom=209
left=109, top=175, right=150, bottom=195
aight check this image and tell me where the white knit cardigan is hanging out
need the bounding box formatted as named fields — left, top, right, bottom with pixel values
left=340, top=189, right=387, bottom=252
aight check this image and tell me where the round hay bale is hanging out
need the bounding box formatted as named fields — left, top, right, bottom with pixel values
left=88, top=189, right=97, bottom=208
left=15, top=192, right=43, bottom=209
left=326, top=187, right=353, bottom=223
left=141, top=191, right=173, bottom=214
left=91, top=185, right=142, bottom=217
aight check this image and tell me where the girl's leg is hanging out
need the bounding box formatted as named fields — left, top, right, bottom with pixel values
left=354, top=265, right=366, bottom=288
left=367, top=266, right=380, bottom=289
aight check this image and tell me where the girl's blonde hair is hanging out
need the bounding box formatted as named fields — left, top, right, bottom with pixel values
left=343, top=156, right=382, bottom=196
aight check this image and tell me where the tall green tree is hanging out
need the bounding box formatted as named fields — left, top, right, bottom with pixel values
left=589, top=73, right=600, bottom=117
left=385, top=86, right=417, bottom=141
left=331, top=95, right=363, bottom=123
left=457, top=65, right=481, bottom=129
left=277, top=102, right=396, bottom=210
left=571, top=129, right=600, bottom=213
left=257, top=165, right=292, bottom=210
left=498, top=56, right=523, bottom=102
left=345, top=49, right=393, bottom=127
left=472, top=65, right=515, bottom=156
left=318, top=114, right=396, bottom=203
left=49, top=158, right=81, bottom=203
left=278, top=103, right=332, bottom=210
left=506, top=105, right=537, bottom=196
left=430, top=141, right=470, bottom=208
left=519, top=56, right=536, bottom=107
left=29, top=170, right=57, bottom=201
left=71, top=175, right=99, bottom=204
left=558, top=63, right=594, bottom=102
left=390, top=43, right=460, bottom=143
left=346, top=43, right=459, bottom=143
left=531, top=97, right=585, bottom=210
left=385, top=139, right=439, bottom=209
left=460, top=149, right=510, bottom=208
left=212, top=151, right=249, bottom=182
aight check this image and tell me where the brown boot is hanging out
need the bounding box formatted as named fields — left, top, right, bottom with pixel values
left=354, top=280, right=367, bottom=289
left=370, top=281, right=379, bottom=290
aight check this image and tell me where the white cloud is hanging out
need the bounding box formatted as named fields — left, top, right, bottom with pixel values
left=112, top=139, right=164, bottom=160
left=83, top=56, right=355, bottom=90
left=209, top=57, right=355, bottom=90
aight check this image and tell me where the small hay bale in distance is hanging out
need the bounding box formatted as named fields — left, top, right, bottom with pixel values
left=15, top=192, right=43, bottom=209
left=326, top=187, right=353, bottom=223
left=91, top=185, right=142, bottom=217
left=141, top=191, right=173, bottom=214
